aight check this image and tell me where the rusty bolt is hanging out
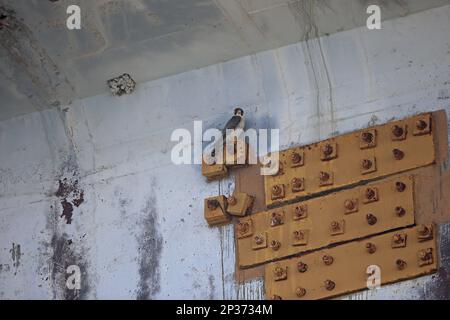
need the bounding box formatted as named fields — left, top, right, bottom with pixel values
left=330, top=221, right=341, bottom=232
left=361, top=132, right=374, bottom=143
left=393, top=234, right=405, bottom=244
left=344, top=199, right=356, bottom=211
left=396, top=181, right=406, bottom=192
left=418, top=225, right=431, bottom=236
left=320, top=171, right=330, bottom=182
left=322, top=255, right=334, bottom=266
left=272, top=185, right=282, bottom=196
left=271, top=212, right=283, bottom=226
left=270, top=240, right=281, bottom=251
left=393, top=148, right=405, bottom=160
left=324, top=280, right=335, bottom=291
left=396, top=259, right=407, bottom=270
left=297, top=262, right=308, bottom=273
left=294, top=205, right=307, bottom=219
left=295, top=287, right=307, bottom=298
left=207, top=199, right=220, bottom=210
left=227, top=196, right=237, bottom=206
left=365, top=188, right=376, bottom=201
left=237, top=222, right=249, bottom=234
left=366, top=213, right=377, bottom=226
left=366, top=242, right=377, bottom=254
left=293, top=230, right=305, bottom=240
left=418, top=248, right=433, bottom=261
left=271, top=295, right=282, bottom=300
left=323, top=143, right=334, bottom=156
left=392, top=125, right=404, bottom=137
left=254, top=234, right=264, bottom=245
left=291, top=178, right=303, bottom=189
left=291, top=152, right=302, bottom=164
left=416, top=119, right=428, bottom=131
left=395, top=206, right=406, bottom=217
left=362, top=159, right=373, bottom=170
left=273, top=266, right=285, bottom=277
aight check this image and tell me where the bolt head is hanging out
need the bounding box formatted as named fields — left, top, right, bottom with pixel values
left=395, top=206, right=406, bottom=217
left=296, top=287, right=307, bottom=297
left=366, top=242, right=377, bottom=254
left=393, top=148, right=405, bottom=160
left=322, top=255, right=334, bottom=265
left=396, top=259, right=407, bottom=270
left=396, top=182, right=406, bottom=192
left=291, top=152, right=302, bottom=164
left=237, top=222, right=249, bottom=234
left=297, top=262, right=308, bottom=273
left=320, top=171, right=330, bottom=181
left=362, top=159, right=373, bottom=169
left=416, top=119, right=427, bottom=130
left=325, top=280, right=335, bottom=291
left=291, top=178, right=303, bottom=188
left=366, top=188, right=376, bottom=200
left=272, top=185, right=282, bottom=196
left=344, top=199, right=356, bottom=210
left=362, top=132, right=374, bottom=143
left=392, top=125, right=404, bottom=137
left=323, top=144, right=333, bottom=156
left=366, top=214, right=377, bottom=225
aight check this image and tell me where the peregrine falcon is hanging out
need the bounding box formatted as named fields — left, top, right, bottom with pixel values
left=205, top=107, right=245, bottom=162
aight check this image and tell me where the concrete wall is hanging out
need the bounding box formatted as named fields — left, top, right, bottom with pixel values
left=1, top=5, right=450, bottom=299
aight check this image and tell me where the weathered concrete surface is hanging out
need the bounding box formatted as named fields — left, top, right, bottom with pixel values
left=0, top=5, right=450, bottom=299
left=1, top=0, right=449, bottom=120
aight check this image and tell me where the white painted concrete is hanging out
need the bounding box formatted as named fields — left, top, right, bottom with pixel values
left=0, top=5, right=450, bottom=299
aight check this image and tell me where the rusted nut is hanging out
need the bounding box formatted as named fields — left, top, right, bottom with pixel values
left=297, top=262, right=308, bottom=273
left=322, top=143, right=333, bottom=156
left=273, top=266, right=285, bottom=277
left=324, top=280, right=335, bottom=291
left=294, top=205, right=307, bottom=219
left=322, top=255, right=334, bottom=266
left=237, top=222, right=249, bottom=234
left=344, top=199, right=356, bottom=211
left=396, top=259, right=407, bottom=270
left=361, top=132, right=374, bottom=143
left=271, top=212, right=283, bottom=226
left=362, top=159, right=373, bottom=170
left=366, top=213, right=377, bottom=226
left=207, top=199, right=219, bottom=210
left=393, top=233, right=406, bottom=245
left=320, top=171, right=330, bottom=182
left=366, top=188, right=376, bottom=201
left=330, top=221, right=341, bottom=232
left=418, top=250, right=431, bottom=261
left=254, top=234, right=264, bottom=245
left=227, top=196, right=237, bottom=206
left=416, top=119, right=428, bottom=131
left=418, top=225, right=431, bottom=237
left=295, top=287, right=307, bottom=297
left=272, top=185, right=282, bottom=196
left=392, top=125, right=404, bottom=137
left=291, top=152, right=302, bottom=164
left=271, top=295, right=282, bottom=300
left=396, top=181, right=406, bottom=192
left=293, top=230, right=305, bottom=240
left=366, top=242, right=377, bottom=254
left=291, top=177, right=303, bottom=189
left=270, top=240, right=281, bottom=251
left=393, top=148, right=405, bottom=160
left=395, top=206, right=406, bottom=217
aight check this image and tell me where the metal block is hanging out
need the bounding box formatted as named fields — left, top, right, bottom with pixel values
left=264, top=113, right=435, bottom=207
left=265, top=225, right=438, bottom=300
left=202, top=159, right=228, bottom=181
left=237, top=176, right=415, bottom=268
left=226, top=192, right=254, bottom=217
left=204, top=196, right=230, bottom=226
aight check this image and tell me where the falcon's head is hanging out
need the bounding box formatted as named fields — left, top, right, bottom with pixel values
left=234, top=108, right=244, bottom=117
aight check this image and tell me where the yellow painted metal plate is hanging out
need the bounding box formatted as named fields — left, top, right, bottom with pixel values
left=237, top=176, right=415, bottom=268
left=264, top=113, right=435, bottom=206
left=265, top=224, right=438, bottom=300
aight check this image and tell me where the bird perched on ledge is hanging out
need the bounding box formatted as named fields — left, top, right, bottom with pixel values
left=204, top=107, right=245, bottom=163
